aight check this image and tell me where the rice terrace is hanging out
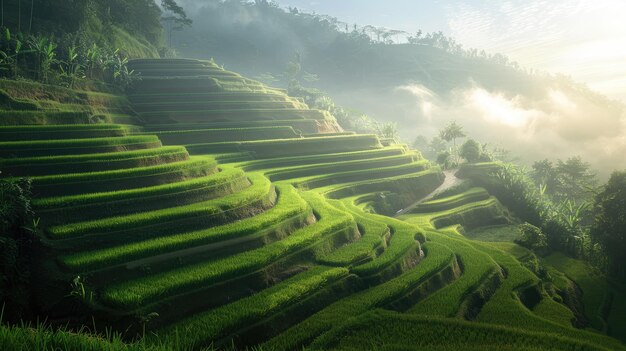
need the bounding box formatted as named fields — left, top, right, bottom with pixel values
left=1, top=1, right=626, bottom=350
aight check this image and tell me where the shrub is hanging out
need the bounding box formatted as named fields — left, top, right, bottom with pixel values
left=516, top=222, right=548, bottom=254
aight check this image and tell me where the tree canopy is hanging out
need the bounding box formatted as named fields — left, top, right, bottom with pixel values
left=592, top=171, right=626, bottom=278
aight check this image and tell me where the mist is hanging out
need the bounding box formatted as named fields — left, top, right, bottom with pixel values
left=396, top=83, right=626, bottom=178
left=172, top=0, right=626, bottom=178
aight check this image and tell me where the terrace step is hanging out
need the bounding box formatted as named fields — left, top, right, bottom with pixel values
left=1, top=146, right=189, bottom=176
left=132, top=100, right=305, bottom=113
left=261, top=239, right=455, bottom=351
left=0, top=124, right=130, bottom=141
left=186, top=134, right=382, bottom=158
left=142, top=120, right=321, bottom=134
left=240, top=147, right=407, bottom=171
left=34, top=166, right=249, bottom=224
left=138, top=108, right=331, bottom=124
left=153, top=266, right=355, bottom=350
left=57, top=184, right=312, bottom=274
left=97, top=191, right=358, bottom=311
left=411, top=187, right=491, bottom=213
left=0, top=135, right=162, bottom=158
left=296, top=161, right=431, bottom=190
left=142, top=126, right=301, bottom=145
left=45, top=173, right=275, bottom=245
left=317, top=200, right=391, bottom=266
left=268, top=153, right=421, bottom=182
left=129, top=92, right=301, bottom=104
left=30, top=156, right=217, bottom=197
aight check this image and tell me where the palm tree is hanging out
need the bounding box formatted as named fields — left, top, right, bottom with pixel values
left=439, top=121, right=466, bottom=165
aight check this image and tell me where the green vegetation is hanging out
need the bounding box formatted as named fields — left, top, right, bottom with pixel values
left=2, top=146, right=188, bottom=176
left=3, top=55, right=625, bottom=351
left=154, top=266, right=349, bottom=349
left=0, top=135, right=161, bottom=157
left=59, top=183, right=310, bottom=270
left=100, top=191, right=356, bottom=309
left=46, top=172, right=270, bottom=239
left=310, top=310, right=611, bottom=351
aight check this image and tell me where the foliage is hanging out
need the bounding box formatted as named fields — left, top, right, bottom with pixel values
left=0, top=28, right=140, bottom=89
left=436, top=151, right=452, bottom=170
left=439, top=121, right=466, bottom=166
left=0, top=178, right=34, bottom=321
left=516, top=222, right=548, bottom=253
left=377, top=121, right=399, bottom=140
left=591, top=171, right=626, bottom=279
left=59, top=183, right=308, bottom=270
left=459, top=138, right=482, bottom=163
left=3, top=0, right=163, bottom=48
left=161, top=0, right=192, bottom=48
left=531, top=157, right=598, bottom=203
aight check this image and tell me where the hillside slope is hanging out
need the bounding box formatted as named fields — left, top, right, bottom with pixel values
left=0, top=59, right=624, bottom=350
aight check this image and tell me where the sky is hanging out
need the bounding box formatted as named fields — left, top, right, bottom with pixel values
left=272, top=0, right=626, bottom=102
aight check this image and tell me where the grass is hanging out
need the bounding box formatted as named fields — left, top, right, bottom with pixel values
left=294, top=161, right=429, bottom=190
left=146, top=126, right=301, bottom=144
left=133, top=100, right=305, bottom=112
left=412, top=187, right=490, bottom=213
left=465, top=224, right=520, bottom=242
left=317, top=200, right=390, bottom=266
left=309, top=309, right=615, bottom=351
left=1, top=146, right=189, bottom=176
left=469, top=241, right=623, bottom=349
left=142, top=120, right=320, bottom=134
left=322, top=168, right=443, bottom=200
left=139, top=108, right=330, bottom=123
left=239, top=147, right=406, bottom=171
left=543, top=252, right=610, bottom=331
left=46, top=172, right=273, bottom=239
left=0, top=135, right=161, bottom=157
left=0, top=124, right=130, bottom=141
left=186, top=134, right=382, bottom=158
left=30, top=157, right=216, bottom=196
left=407, top=234, right=500, bottom=316
left=152, top=266, right=349, bottom=350
left=0, top=323, right=170, bottom=351
left=400, top=196, right=508, bottom=231
left=100, top=191, right=356, bottom=309
left=261, top=240, right=455, bottom=351
left=6, top=57, right=625, bottom=351
left=35, top=168, right=249, bottom=226
left=59, top=183, right=310, bottom=271
left=265, top=153, right=419, bottom=182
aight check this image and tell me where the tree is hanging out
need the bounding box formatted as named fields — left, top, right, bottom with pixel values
left=516, top=222, right=548, bottom=253
left=591, top=171, right=626, bottom=279
left=284, top=52, right=302, bottom=92
left=555, top=156, right=597, bottom=202
left=531, top=159, right=558, bottom=195
left=459, top=138, right=481, bottom=163
left=377, top=122, right=399, bottom=139
left=436, top=151, right=452, bottom=170
left=439, top=121, right=466, bottom=165
left=161, top=0, right=192, bottom=48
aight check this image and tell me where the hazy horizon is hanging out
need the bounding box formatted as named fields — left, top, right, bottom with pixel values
left=265, top=0, right=626, bottom=103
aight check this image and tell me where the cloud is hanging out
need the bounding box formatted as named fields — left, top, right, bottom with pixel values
left=398, top=83, right=626, bottom=177
left=443, top=0, right=626, bottom=101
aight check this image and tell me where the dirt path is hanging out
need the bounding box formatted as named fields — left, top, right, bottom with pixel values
left=393, top=170, right=464, bottom=218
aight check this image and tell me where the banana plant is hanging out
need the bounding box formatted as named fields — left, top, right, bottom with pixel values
left=27, top=36, right=57, bottom=83
left=86, top=43, right=104, bottom=80
left=0, top=28, right=24, bottom=78
left=60, top=45, right=84, bottom=88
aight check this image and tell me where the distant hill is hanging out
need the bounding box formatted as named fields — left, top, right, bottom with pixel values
left=175, top=0, right=626, bottom=176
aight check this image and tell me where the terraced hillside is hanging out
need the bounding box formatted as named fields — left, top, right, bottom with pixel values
left=1, top=59, right=624, bottom=351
